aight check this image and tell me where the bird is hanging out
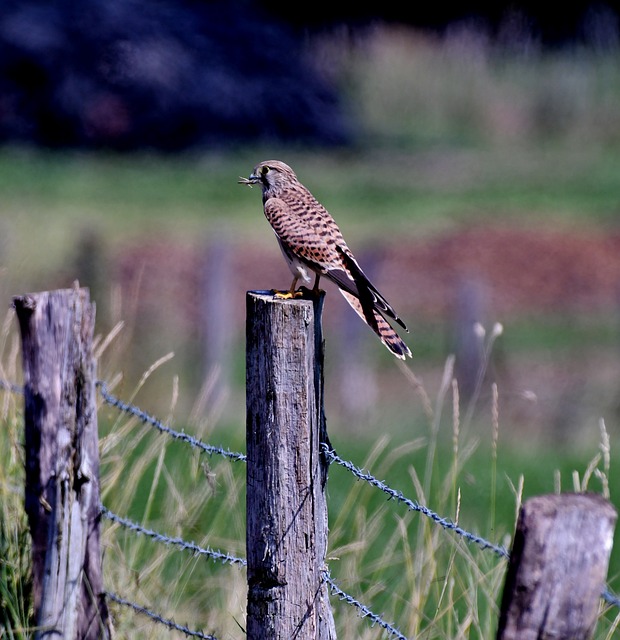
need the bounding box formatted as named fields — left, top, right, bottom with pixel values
left=239, top=160, right=412, bottom=359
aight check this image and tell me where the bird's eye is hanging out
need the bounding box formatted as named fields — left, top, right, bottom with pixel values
left=261, top=166, right=270, bottom=176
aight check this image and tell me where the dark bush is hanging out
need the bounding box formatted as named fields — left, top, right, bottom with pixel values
left=0, top=0, right=350, bottom=150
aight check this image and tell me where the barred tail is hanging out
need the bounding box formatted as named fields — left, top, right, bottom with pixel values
left=339, top=290, right=412, bottom=360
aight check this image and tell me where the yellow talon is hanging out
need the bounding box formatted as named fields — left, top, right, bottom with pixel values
left=272, top=289, right=295, bottom=299
left=272, top=289, right=307, bottom=300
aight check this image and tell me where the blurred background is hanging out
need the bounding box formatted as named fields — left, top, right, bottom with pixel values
left=1, top=0, right=620, bottom=448
left=4, top=2, right=620, bottom=636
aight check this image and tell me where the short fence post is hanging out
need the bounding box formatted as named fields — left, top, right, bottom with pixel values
left=496, top=493, right=617, bottom=640
left=14, top=287, right=110, bottom=639
left=246, top=291, right=336, bottom=639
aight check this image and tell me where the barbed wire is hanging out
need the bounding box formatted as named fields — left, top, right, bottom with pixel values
left=103, top=504, right=414, bottom=636
left=323, top=445, right=510, bottom=559
left=98, top=380, right=508, bottom=559
left=323, top=571, right=408, bottom=640
left=0, top=379, right=22, bottom=394
left=603, top=588, right=620, bottom=608
left=97, top=381, right=247, bottom=462
left=106, top=592, right=218, bottom=639
left=4, top=375, right=620, bottom=626
left=101, top=505, right=247, bottom=567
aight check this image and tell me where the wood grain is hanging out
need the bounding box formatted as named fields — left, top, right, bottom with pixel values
left=497, top=493, right=616, bottom=640
left=246, top=291, right=335, bottom=639
left=14, top=287, right=109, bottom=639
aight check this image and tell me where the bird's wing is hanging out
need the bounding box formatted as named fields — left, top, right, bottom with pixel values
left=265, top=197, right=343, bottom=274
left=265, top=195, right=409, bottom=335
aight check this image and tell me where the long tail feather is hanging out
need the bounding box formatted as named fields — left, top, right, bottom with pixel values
left=339, top=290, right=412, bottom=359
left=335, top=246, right=408, bottom=331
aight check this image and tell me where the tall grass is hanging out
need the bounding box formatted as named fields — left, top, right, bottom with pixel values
left=1, top=306, right=617, bottom=637
left=95, top=348, right=617, bottom=638
left=98, top=353, right=247, bottom=639
left=328, top=354, right=509, bottom=639
left=0, top=310, right=31, bottom=638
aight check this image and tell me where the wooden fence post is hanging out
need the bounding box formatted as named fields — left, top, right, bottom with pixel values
left=453, top=276, right=487, bottom=400
left=246, top=291, right=336, bottom=639
left=496, top=493, right=617, bottom=640
left=14, top=287, right=110, bottom=639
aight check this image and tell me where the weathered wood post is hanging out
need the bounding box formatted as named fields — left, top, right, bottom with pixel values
left=497, top=493, right=617, bottom=640
left=246, top=291, right=336, bottom=639
left=14, top=287, right=109, bottom=639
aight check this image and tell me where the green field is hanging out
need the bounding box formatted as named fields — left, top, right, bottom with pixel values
left=2, top=25, right=620, bottom=638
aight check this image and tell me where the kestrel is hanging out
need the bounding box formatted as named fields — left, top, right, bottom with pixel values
left=239, top=160, right=412, bottom=359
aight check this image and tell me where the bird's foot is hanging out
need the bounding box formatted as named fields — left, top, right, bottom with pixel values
left=271, top=287, right=321, bottom=300
left=271, top=289, right=305, bottom=300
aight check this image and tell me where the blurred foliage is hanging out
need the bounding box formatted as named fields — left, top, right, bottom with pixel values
left=1, top=22, right=620, bottom=437
left=330, top=25, right=620, bottom=149
left=0, top=0, right=349, bottom=150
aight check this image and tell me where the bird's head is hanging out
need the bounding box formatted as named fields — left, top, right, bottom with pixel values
left=238, top=160, right=297, bottom=191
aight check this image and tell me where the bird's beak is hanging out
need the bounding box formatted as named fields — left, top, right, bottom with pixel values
left=238, top=173, right=260, bottom=187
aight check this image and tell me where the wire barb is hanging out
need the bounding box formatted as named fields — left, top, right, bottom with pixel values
left=603, top=588, right=620, bottom=608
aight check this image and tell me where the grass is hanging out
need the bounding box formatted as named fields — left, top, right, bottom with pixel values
left=1, top=143, right=620, bottom=234
left=95, top=360, right=620, bottom=638
left=1, top=322, right=618, bottom=637
left=4, top=379, right=620, bottom=638
left=0, top=312, right=32, bottom=638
